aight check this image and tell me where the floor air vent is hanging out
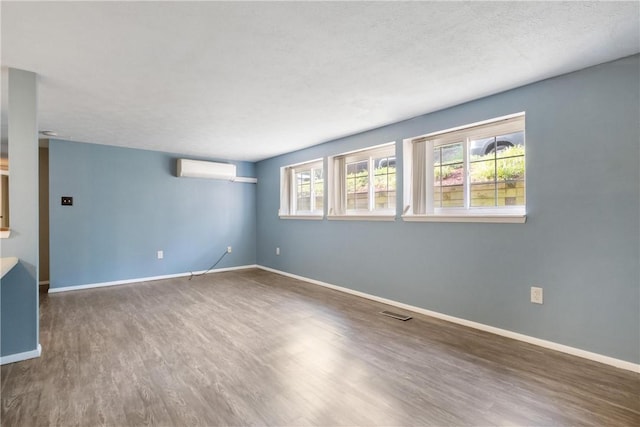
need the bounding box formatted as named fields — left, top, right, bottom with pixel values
left=380, top=310, right=412, bottom=321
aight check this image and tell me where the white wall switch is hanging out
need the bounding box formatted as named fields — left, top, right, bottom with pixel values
left=276, top=247, right=280, bottom=255
left=531, top=286, right=543, bottom=304
left=157, top=250, right=164, bottom=259
left=227, top=246, right=232, bottom=253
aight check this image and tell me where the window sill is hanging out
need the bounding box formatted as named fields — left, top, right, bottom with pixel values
left=402, top=213, right=526, bottom=223
left=279, top=215, right=324, bottom=220
left=328, top=215, right=396, bottom=222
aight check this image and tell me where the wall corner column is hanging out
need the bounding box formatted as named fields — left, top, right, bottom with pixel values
left=0, top=68, right=40, bottom=363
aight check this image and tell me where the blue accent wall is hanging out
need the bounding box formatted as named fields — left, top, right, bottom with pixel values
left=256, top=55, right=640, bottom=364
left=49, top=140, right=256, bottom=288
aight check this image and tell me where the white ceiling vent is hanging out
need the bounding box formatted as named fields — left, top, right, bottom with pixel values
left=177, top=159, right=236, bottom=180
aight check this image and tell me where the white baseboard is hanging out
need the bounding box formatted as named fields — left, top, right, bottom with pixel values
left=39, top=280, right=49, bottom=286
left=0, top=344, right=42, bottom=365
left=257, top=265, right=640, bottom=373
left=48, top=265, right=258, bottom=294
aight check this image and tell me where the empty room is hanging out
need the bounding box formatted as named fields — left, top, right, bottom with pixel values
left=1, top=1, right=639, bottom=426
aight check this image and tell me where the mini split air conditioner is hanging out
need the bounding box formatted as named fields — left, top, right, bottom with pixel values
left=177, top=159, right=236, bottom=180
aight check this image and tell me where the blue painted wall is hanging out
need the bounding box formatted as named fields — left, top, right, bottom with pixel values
left=49, top=140, right=256, bottom=288
left=1, top=69, right=40, bottom=358
left=256, top=55, right=640, bottom=364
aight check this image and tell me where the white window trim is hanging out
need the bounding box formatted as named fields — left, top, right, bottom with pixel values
left=403, top=113, right=526, bottom=224
left=279, top=158, right=325, bottom=219
left=279, top=215, right=324, bottom=221
left=402, top=211, right=526, bottom=223
left=415, top=112, right=525, bottom=144
left=328, top=215, right=396, bottom=222
left=328, top=142, right=396, bottom=220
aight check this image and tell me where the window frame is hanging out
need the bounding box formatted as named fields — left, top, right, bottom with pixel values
left=328, top=142, right=396, bottom=221
left=279, top=159, right=324, bottom=220
left=402, top=113, right=526, bottom=223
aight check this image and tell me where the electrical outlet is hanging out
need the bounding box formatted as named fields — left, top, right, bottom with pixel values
left=227, top=246, right=232, bottom=254
left=531, top=286, right=543, bottom=304
left=157, top=250, right=164, bottom=260
left=276, top=247, right=280, bottom=255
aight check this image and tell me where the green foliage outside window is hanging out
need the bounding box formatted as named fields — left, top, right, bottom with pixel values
left=435, top=146, right=525, bottom=182
left=346, top=167, right=396, bottom=193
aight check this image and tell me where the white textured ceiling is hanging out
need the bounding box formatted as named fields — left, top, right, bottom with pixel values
left=2, top=1, right=639, bottom=162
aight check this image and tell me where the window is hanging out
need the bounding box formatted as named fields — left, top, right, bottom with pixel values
left=328, top=143, right=396, bottom=220
left=403, top=113, right=525, bottom=223
left=279, top=159, right=324, bottom=219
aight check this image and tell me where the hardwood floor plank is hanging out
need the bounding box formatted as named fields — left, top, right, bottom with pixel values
left=1, top=269, right=638, bottom=426
left=1, top=390, right=41, bottom=426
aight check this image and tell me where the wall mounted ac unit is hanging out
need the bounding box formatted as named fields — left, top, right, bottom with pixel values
left=177, top=159, right=236, bottom=180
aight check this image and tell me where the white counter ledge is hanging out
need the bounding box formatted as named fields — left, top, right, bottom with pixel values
left=1, top=257, right=19, bottom=278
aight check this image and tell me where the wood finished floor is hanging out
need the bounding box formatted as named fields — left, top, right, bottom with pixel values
left=1, top=269, right=639, bottom=426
